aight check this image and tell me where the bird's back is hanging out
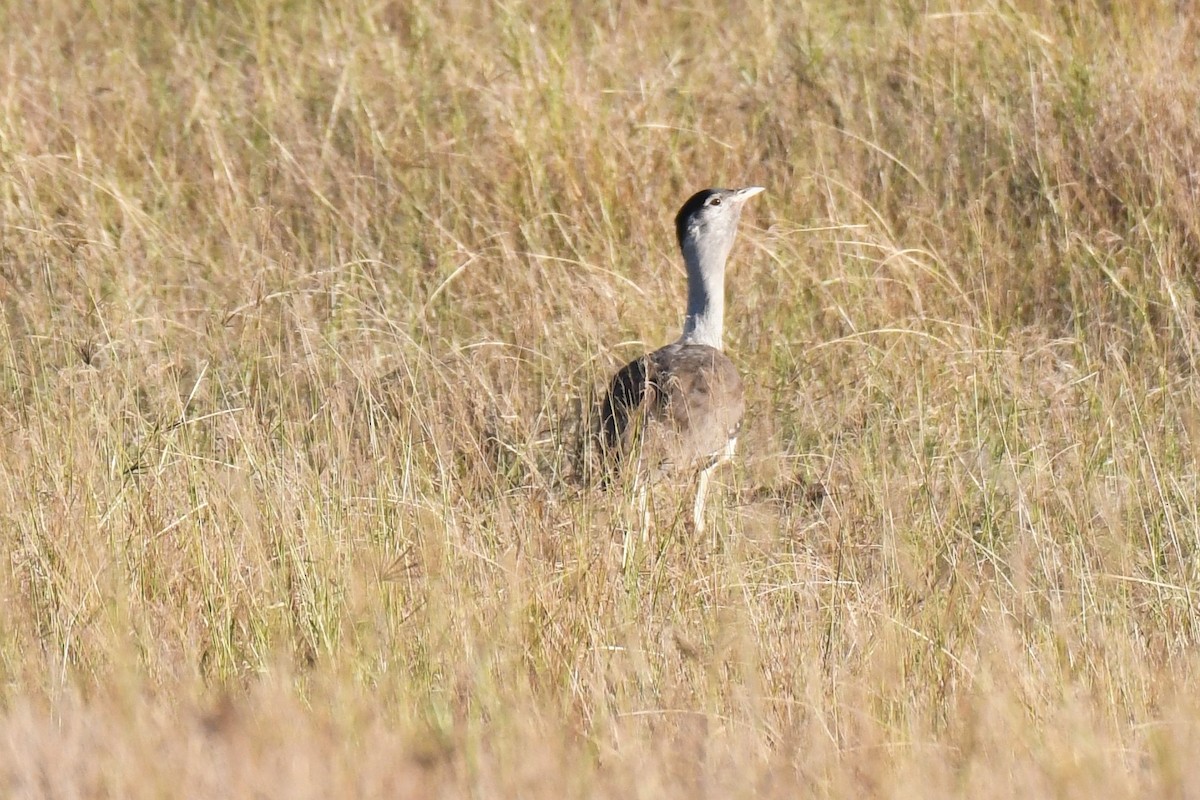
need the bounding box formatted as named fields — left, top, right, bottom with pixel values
left=598, top=342, right=744, bottom=477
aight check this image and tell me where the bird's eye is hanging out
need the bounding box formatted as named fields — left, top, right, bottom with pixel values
left=708, top=197, right=722, bottom=207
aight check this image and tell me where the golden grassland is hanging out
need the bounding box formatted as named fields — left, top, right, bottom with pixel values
left=4, top=0, right=1200, bottom=795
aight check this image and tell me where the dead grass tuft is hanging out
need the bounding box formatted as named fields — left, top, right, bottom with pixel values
left=4, top=1, right=1200, bottom=796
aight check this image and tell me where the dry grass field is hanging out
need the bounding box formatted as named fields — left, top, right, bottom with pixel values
left=4, top=0, right=1200, bottom=796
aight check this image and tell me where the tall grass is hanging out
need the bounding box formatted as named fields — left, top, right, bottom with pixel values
left=3, top=0, right=1200, bottom=796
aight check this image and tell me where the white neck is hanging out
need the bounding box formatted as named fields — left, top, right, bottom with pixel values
left=678, top=236, right=733, bottom=349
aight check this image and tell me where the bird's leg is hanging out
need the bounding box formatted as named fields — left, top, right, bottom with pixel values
left=690, top=437, right=737, bottom=538
left=692, top=464, right=713, bottom=535
left=638, top=480, right=651, bottom=543
left=622, top=474, right=650, bottom=573
left=621, top=524, right=634, bottom=572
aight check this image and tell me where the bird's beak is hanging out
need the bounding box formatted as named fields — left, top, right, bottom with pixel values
left=735, top=186, right=765, bottom=202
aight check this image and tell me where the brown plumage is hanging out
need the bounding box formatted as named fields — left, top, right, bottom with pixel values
left=598, top=342, right=744, bottom=479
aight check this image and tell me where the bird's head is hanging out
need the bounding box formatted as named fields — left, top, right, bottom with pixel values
left=676, top=185, right=758, bottom=251
left=674, top=186, right=764, bottom=269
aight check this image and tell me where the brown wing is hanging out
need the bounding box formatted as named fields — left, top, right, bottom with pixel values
left=597, top=343, right=744, bottom=477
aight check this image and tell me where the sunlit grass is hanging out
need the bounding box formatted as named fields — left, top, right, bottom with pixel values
left=3, top=1, right=1200, bottom=796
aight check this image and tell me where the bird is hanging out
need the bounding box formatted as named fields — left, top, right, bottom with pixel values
left=596, top=186, right=764, bottom=534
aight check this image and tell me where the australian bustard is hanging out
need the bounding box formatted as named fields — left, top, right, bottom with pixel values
left=596, top=186, right=764, bottom=534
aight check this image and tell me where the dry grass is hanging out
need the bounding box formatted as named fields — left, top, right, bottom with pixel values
left=4, top=0, right=1200, bottom=796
